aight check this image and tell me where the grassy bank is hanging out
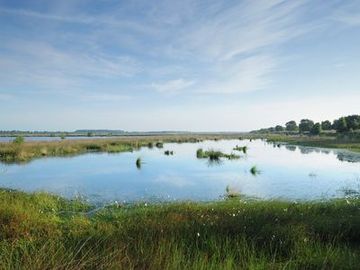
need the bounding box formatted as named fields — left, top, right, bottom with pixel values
left=0, top=189, right=359, bottom=269
left=266, top=134, right=360, bottom=153
left=0, top=134, right=242, bottom=163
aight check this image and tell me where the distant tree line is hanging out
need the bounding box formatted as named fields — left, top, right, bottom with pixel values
left=253, top=114, right=360, bottom=135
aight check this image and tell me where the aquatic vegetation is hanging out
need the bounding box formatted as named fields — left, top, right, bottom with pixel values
left=0, top=189, right=360, bottom=269
left=225, top=185, right=241, bottom=198
left=136, top=157, right=142, bottom=169
left=233, top=145, right=247, bottom=154
left=155, top=142, right=164, bottom=148
left=206, top=150, right=223, bottom=161
left=197, top=149, right=240, bottom=160
left=196, top=148, right=205, bottom=158
left=250, top=165, right=260, bottom=175
left=164, top=150, right=174, bottom=155
left=147, top=142, right=154, bottom=148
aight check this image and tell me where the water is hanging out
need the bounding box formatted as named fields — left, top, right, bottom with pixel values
left=0, top=136, right=119, bottom=142
left=0, top=139, right=359, bottom=204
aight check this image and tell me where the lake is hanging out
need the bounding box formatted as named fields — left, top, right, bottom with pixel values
left=0, top=139, right=359, bottom=205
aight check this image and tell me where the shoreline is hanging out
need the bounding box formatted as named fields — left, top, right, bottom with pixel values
left=0, top=188, right=359, bottom=269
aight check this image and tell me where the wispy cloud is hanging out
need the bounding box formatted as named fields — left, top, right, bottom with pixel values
left=198, top=54, right=277, bottom=94
left=0, top=39, right=142, bottom=94
left=151, top=79, right=195, bottom=93
left=0, top=7, right=157, bottom=34
left=333, top=3, right=360, bottom=26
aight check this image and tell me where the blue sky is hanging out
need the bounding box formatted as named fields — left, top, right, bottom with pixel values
left=0, top=0, right=359, bottom=131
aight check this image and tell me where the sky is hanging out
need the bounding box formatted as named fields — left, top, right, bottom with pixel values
left=0, top=0, right=359, bottom=132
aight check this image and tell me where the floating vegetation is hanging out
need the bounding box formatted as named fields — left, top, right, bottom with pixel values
left=136, top=157, right=142, bottom=169
left=155, top=142, right=164, bottom=148
left=147, top=142, right=154, bottom=149
left=196, top=148, right=205, bottom=158
left=196, top=148, right=240, bottom=160
left=164, top=150, right=174, bottom=156
left=250, top=166, right=260, bottom=176
left=233, top=145, right=247, bottom=154
left=225, top=185, right=241, bottom=198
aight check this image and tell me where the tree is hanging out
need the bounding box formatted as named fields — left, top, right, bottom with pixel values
left=321, top=120, right=332, bottom=131
left=299, top=119, right=314, bottom=133
left=310, top=122, right=322, bottom=135
left=275, top=125, right=284, bottom=132
left=285, top=121, right=298, bottom=132
left=344, top=115, right=360, bottom=131
left=333, top=117, right=348, bottom=133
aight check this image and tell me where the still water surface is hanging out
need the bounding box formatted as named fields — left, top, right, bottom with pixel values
left=0, top=140, right=359, bottom=204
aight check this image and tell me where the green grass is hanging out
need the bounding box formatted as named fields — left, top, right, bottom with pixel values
left=250, top=165, right=260, bottom=176
left=136, top=157, right=142, bottom=169
left=196, top=148, right=240, bottom=160
left=164, top=150, right=174, bottom=155
left=0, top=189, right=359, bottom=269
left=233, top=145, right=247, bottom=154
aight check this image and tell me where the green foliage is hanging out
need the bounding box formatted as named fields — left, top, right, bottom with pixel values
left=333, top=115, right=360, bottom=133
left=310, top=122, right=322, bottom=135
left=1, top=189, right=360, bottom=269
left=12, top=136, right=24, bottom=145
left=155, top=142, right=164, bottom=148
left=285, top=121, right=298, bottom=132
left=275, top=125, right=284, bottom=132
left=321, top=120, right=332, bottom=130
left=196, top=148, right=204, bottom=158
left=233, top=145, right=247, bottom=154
left=299, top=119, right=314, bottom=133
left=250, top=166, right=260, bottom=175
left=196, top=149, right=240, bottom=160
left=164, top=150, right=174, bottom=155
left=136, top=157, right=142, bottom=169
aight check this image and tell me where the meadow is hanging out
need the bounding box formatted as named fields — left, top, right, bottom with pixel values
left=0, top=189, right=359, bottom=269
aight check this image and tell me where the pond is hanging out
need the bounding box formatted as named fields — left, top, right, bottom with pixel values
left=0, top=139, right=359, bottom=205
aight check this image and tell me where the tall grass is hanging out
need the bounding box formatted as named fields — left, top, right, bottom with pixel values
left=196, top=148, right=240, bottom=160
left=250, top=165, right=260, bottom=175
left=136, top=157, right=142, bottom=169
left=233, top=145, right=247, bottom=154
left=0, top=135, right=244, bottom=163
left=0, top=189, right=359, bottom=269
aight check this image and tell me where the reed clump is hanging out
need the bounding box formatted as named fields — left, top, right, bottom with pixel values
left=250, top=165, right=260, bottom=175
left=233, top=145, right=247, bottom=154
left=164, top=150, right=174, bottom=155
left=196, top=148, right=240, bottom=160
